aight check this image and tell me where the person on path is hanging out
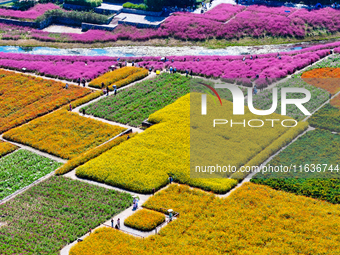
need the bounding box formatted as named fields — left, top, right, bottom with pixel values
left=190, top=70, right=193, bottom=77
left=111, top=219, right=114, bottom=228
left=82, top=108, right=85, bottom=115
left=117, top=218, right=120, bottom=229
left=169, top=211, right=173, bottom=222
left=170, top=66, right=173, bottom=73
left=89, top=228, right=92, bottom=234
left=174, top=67, right=177, bottom=73
left=127, top=135, right=130, bottom=140
left=329, top=93, right=332, bottom=99
left=114, top=87, right=117, bottom=95
left=186, top=69, right=189, bottom=77
left=82, top=79, right=86, bottom=87
left=149, top=67, right=152, bottom=74
left=77, top=78, right=81, bottom=86
left=106, top=87, right=109, bottom=96
left=69, top=104, right=72, bottom=111
left=65, top=83, right=69, bottom=89
left=101, top=82, right=104, bottom=89
left=169, top=176, right=173, bottom=184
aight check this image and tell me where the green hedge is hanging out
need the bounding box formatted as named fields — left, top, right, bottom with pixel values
left=36, top=9, right=108, bottom=24
left=123, top=2, right=147, bottom=10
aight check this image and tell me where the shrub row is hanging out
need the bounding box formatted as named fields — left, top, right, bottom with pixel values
left=55, top=134, right=133, bottom=175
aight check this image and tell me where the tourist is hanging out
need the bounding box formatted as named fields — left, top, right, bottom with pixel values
left=114, top=86, right=117, bottom=95
left=116, top=218, right=120, bottom=229
left=169, top=176, right=173, bottom=184
left=174, top=67, right=177, bottom=73
left=171, top=59, right=174, bottom=63
left=184, top=58, right=186, bottom=61
left=132, top=61, right=135, bottom=66
left=65, top=83, right=69, bottom=89
left=250, top=55, right=253, bottom=60
left=149, top=67, right=152, bottom=73
left=77, top=78, right=81, bottom=86
left=106, top=87, right=109, bottom=96
left=190, top=70, right=193, bottom=77
left=82, top=108, right=85, bottom=115
left=170, top=66, right=173, bottom=73
left=242, top=57, right=246, bottom=61
left=89, top=228, right=92, bottom=234
left=111, top=219, right=114, bottom=228
left=186, top=69, right=189, bottom=77
left=127, top=135, right=130, bottom=140
left=101, top=82, right=104, bottom=89
left=69, top=104, right=72, bottom=111
left=329, top=93, right=332, bottom=99
left=82, top=79, right=86, bottom=87
left=169, top=211, right=173, bottom=222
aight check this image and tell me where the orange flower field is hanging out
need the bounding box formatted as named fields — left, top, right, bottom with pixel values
left=0, top=140, right=18, bottom=158
left=70, top=183, right=340, bottom=255
left=3, top=109, right=126, bottom=159
left=0, top=70, right=91, bottom=133
left=302, top=68, right=340, bottom=94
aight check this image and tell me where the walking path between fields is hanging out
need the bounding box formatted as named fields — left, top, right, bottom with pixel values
left=71, top=69, right=158, bottom=134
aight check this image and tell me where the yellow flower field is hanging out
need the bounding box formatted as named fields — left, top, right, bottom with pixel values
left=124, top=209, right=165, bottom=231
left=0, top=141, right=18, bottom=158
left=3, top=110, right=126, bottom=159
left=70, top=183, right=340, bottom=255
left=0, top=70, right=91, bottom=133
left=89, top=67, right=148, bottom=89
left=76, top=93, right=305, bottom=194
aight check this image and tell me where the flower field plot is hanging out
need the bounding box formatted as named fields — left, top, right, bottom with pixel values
left=0, top=149, right=61, bottom=200
left=89, top=66, right=148, bottom=89
left=0, top=53, right=118, bottom=81
left=251, top=129, right=340, bottom=204
left=0, top=176, right=132, bottom=255
left=0, top=3, right=60, bottom=21
left=138, top=50, right=330, bottom=86
left=302, top=67, right=340, bottom=94
left=124, top=209, right=165, bottom=232
left=77, top=93, right=237, bottom=194
left=0, top=141, right=18, bottom=158
left=308, top=103, right=340, bottom=132
left=248, top=76, right=329, bottom=120
left=3, top=110, right=126, bottom=160
left=83, top=73, right=192, bottom=127
left=77, top=93, right=305, bottom=194
left=0, top=70, right=91, bottom=133
left=70, top=183, right=340, bottom=255
left=83, top=73, right=246, bottom=127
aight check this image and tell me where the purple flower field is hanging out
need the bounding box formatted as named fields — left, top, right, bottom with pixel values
left=0, top=53, right=117, bottom=81
left=0, top=3, right=60, bottom=20
left=0, top=42, right=338, bottom=85
left=1, top=4, right=340, bottom=43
